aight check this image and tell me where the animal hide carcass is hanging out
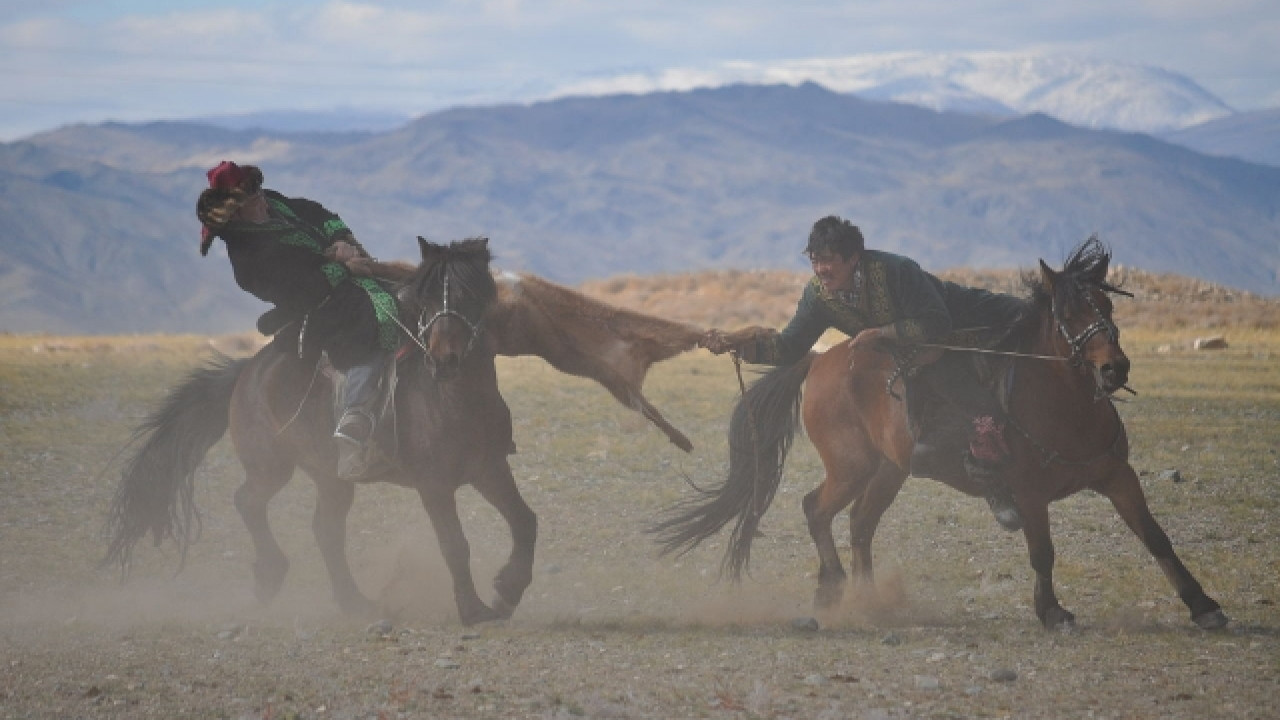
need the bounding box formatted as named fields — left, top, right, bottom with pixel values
left=486, top=272, right=704, bottom=452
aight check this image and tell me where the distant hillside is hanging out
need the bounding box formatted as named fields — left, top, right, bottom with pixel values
left=2, top=83, right=1278, bottom=335
left=1161, top=108, right=1280, bottom=167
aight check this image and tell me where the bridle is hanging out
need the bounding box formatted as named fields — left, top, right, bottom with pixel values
left=1053, top=279, right=1125, bottom=369
left=415, top=272, right=484, bottom=363
left=390, top=268, right=485, bottom=370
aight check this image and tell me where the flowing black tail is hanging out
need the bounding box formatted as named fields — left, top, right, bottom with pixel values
left=649, top=355, right=813, bottom=579
left=102, top=354, right=249, bottom=574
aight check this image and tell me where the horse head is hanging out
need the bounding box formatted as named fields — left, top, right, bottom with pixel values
left=1038, top=235, right=1133, bottom=396
left=402, top=236, right=496, bottom=380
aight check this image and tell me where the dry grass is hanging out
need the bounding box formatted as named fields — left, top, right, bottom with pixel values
left=582, top=267, right=1280, bottom=333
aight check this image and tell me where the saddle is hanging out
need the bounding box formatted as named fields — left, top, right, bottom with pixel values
left=901, top=331, right=1018, bottom=480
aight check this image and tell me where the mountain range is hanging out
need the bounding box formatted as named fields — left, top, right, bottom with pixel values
left=2, top=82, right=1277, bottom=335
left=179, top=53, right=1277, bottom=168
left=552, top=52, right=1235, bottom=134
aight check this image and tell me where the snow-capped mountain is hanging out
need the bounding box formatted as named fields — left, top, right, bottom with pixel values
left=552, top=52, right=1233, bottom=134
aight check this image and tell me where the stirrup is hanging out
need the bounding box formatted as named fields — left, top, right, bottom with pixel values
left=334, top=412, right=375, bottom=480
left=334, top=410, right=374, bottom=443
left=335, top=435, right=372, bottom=481
left=983, top=492, right=1024, bottom=532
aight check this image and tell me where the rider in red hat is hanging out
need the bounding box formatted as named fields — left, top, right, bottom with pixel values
left=197, top=161, right=397, bottom=480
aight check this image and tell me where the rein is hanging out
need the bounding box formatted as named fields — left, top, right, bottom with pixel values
left=730, top=351, right=768, bottom=518
left=891, top=280, right=1132, bottom=468
left=917, top=343, right=1067, bottom=362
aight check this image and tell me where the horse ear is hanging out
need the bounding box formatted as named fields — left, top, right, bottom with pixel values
left=1038, top=259, right=1058, bottom=293
left=418, top=235, right=442, bottom=262
left=1095, top=254, right=1111, bottom=282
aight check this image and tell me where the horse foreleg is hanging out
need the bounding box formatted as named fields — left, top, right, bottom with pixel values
left=470, top=463, right=537, bottom=618
left=1020, top=501, right=1075, bottom=630
left=418, top=486, right=502, bottom=626
left=313, top=479, right=376, bottom=616
left=803, top=477, right=858, bottom=611
left=232, top=463, right=293, bottom=606
left=1099, top=468, right=1227, bottom=630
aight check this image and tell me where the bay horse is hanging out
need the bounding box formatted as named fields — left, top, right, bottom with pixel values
left=653, top=237, right=1227, bottom=631
left=105, top=236, right=705, bottom=625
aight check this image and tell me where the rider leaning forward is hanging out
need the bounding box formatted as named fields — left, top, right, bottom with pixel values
left=701, top=215, right=1028, bottom=531
left=196, top=161, right=399, bottom=481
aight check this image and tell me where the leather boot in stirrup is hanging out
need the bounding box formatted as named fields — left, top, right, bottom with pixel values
left=964, top=454, right=1023, bottom=532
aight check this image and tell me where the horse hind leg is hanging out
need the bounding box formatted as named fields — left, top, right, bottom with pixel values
left=233, top=459, right=294, bottom=606
left=803, top=477, right=860, bottom=611
left=470, top=462, right=537, bottom=617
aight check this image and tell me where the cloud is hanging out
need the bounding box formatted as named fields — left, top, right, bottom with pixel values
left=0, top=0, right=1277, bottom=141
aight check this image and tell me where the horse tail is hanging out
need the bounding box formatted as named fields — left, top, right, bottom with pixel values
left=102, top=354, right=249, bottom=574
left=649, top=354, right=814, bottom=579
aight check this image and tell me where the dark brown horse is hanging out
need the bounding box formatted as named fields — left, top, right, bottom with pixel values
left=653, top=238, right=1227, bottom=631
left=104, top=237, right=702, bottom=625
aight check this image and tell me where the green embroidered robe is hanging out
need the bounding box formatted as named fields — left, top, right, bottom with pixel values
left=217, top=190, right=400, bottom=365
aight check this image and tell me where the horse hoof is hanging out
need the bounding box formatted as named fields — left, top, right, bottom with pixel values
left=1193, top=609, right=1229, bottom=630
left=493, top=571, right=530, bottom=612
left=459, top=604, right=505, bottom=627
left=337, top=593, right=378, bottom=618
left=1042, top=608, right=1076, bottom=632
left=813, top=584, right=845, bottom=611
left=491, top=596, right=517, bottom=620
left=251, top=558, right=289, bottom=605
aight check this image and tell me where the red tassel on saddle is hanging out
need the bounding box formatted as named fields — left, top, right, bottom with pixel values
left=970, top=415, right=1011, bottom=462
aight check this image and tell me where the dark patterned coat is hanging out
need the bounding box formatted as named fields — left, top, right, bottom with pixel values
left=753, top=250, right=1024, bottom=366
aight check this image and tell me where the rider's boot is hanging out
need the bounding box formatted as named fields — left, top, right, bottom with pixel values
left=965, top=415, right=1022, bottom=532
left=334, top=357, right=385, bottom=481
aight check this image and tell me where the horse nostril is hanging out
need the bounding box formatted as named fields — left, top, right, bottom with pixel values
left=1100, top=358, right=1129, bottom=389
left=431, top=353, right=460, bottom=379
left=1109, top=357, right=1130, bottom=384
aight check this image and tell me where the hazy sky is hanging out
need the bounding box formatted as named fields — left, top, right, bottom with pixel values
left=2, top=0, right=1277, bottom=141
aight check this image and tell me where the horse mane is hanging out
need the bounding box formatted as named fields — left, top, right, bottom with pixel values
left=401, top=237, right=497, bottom=313
left=1003, top=234, right=1121, bottom=349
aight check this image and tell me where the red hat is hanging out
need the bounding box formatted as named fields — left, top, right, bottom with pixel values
left=206, top=160, right=246, bottom=190
left=198, top=161, right=244, bottom=255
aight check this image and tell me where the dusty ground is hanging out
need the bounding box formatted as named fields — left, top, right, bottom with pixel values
left=1, top=287, right=1278, bottom=718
